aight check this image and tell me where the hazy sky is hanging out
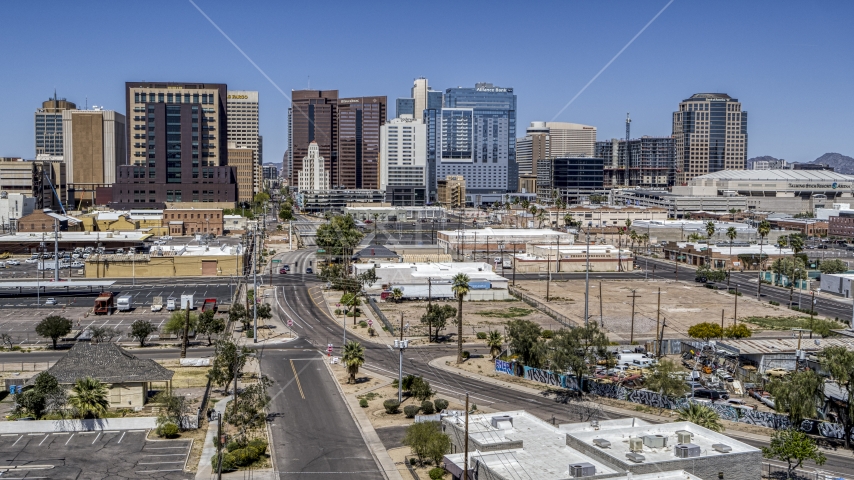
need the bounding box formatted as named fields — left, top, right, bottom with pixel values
left=1, top=0, right=851, bottom=163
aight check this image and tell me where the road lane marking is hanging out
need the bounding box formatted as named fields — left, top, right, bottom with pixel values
left=65, top=433, right=74, bottom=445
left=289, top=359, right=305, bottom=399
left=11, top=435, right=22, bottom=446
left=117, top=431, right=126, bottom=444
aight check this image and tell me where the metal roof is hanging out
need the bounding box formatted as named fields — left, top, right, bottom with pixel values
left=694, top=169, right=854, bottom=182
left=717, top=337, right=854, bottom=355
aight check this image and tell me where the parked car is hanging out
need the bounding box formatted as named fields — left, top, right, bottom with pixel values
left=765, top=368, right=790, bottom=378
left=44, top=298, right=57, bottom=306
left=6, top=260, right=19, bottom=266
left=692, top=389, right=729, bottom=401
left=70, top=261, right=84, bottom=268
left=283, top=265, right=290, bottom=271
left=279, top=267, right=287, bottom=274
left=305, top=267, right=313, bottom=274
left=25, top=258, right=38, bottom=264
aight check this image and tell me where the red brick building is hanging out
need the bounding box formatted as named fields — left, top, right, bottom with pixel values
left=829, top=212, right=854, bottom=238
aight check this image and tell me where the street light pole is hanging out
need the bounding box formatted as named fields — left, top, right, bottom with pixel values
left=253, top=226, right=258, bottom=344
left=585, top=222, right=591, bottom=326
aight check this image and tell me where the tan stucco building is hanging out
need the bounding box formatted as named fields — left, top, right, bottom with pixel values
left=437, top=175, right=466, bottom=207
left=85, top=246, right=243, bottom=278
left=226, top=143, right=256, bottom=204
left=163, top=208, right=224, bottom=235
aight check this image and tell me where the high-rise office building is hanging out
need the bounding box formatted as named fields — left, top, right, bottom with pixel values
left=226, top=91, right=260, bottom=165
left=227, top=143, right=255, bottom=203
left=112, top=82, right=236, bottom=207
left=673, top=93, right=747, bottom=185
left=380, top=115, right=427, bottom=205
left=297, top=141, right=329, bottom=191
left=288, top=90, right=338, bottom=185
left=396, top=98, right=415, bottom=118
left=537, top=156, right=604, bottom=202
left=595, top=136, right=675, bottom=188
left=336, top=96, right=387, bottom=189
left=545, top=122, right=596, bottom=157
left=429, top=83, right=517, bottom=203
left=35, top=96, right=77, bottom=157
left=61, top=108, right=126, bottom=208
left=395, top=78, right=443, bottom=121
left=516, top=121, right=550, bottom=176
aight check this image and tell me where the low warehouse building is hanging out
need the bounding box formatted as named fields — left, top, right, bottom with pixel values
left=85, top=244, right=243, bottom=278
left=513, top=243, right=632, bottom=272
left=355, top=262, right=510, bottom=301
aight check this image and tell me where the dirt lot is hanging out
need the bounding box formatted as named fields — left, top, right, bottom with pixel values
left=514, top=279, right=800, bottom=342
left=374, top=298, right=557, bottom=345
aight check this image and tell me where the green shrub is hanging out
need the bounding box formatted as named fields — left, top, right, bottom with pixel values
left=383, top=399, right=400, bottom=414
left=359, top=398, right=369, bottom=408
left=461, top=351, right=470, bottom=359
left=541, top=329, right=554, bottom=339
left=409, top=457, right=417, bottom=465
left=245, top=329, right=254, bottom=338
left=769, top=300, right=780, bottom=306
left=247, top=438, right=268, bottom=455
left=230, top=447, right=259, bottom=467
left=433, top=398, right=449, bottom=411
left=226, top=440, right=243, bottom=452
left=211, top=452, right=237, bottom=471
left=367, top=327, right=375, bottom=337
left=421, top=400, right=435, bottom=415
left=404, top=405, right=420, bottom=418
left=156, top=422, right=180, bottom=439
left=335, top=309, right=342, bottom=315
left=429, top=467, right=446, bottom=479
left=359, top=321, right=368, bottom=328
left=476, top=331, right=487, bottom=339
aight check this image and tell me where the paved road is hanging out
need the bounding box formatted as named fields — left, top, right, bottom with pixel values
left=259, top=340, right=382, bottom=479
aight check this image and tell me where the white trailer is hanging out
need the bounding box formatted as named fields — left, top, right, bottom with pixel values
left=393, top=284, right=454, bottom=300
left=116, top=295, right=133, bottom=311
left=181, top=294, right=195, bottom=310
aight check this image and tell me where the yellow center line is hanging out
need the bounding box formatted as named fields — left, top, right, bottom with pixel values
left=290, top=359, right=305, bottom=400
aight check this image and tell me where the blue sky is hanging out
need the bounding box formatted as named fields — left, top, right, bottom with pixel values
left=1, top=0, right=851, bottom=163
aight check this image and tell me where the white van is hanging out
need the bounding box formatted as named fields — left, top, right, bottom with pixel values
left=616, top=353, right=648, bottom=366
left=632, top=358, right=656, bottom=368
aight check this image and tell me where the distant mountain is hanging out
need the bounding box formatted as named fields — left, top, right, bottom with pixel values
left=746, top=155, right=782, bottom=169
left=807, top=153, right=854, bottom=174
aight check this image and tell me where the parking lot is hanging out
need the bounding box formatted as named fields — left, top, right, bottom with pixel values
left=0, top=282, right=234, bottom=345
left=0, top=429, right=192, bottom=479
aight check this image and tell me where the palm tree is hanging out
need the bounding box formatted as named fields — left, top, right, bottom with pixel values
left=629, top=230, right=638, bottom=254
left=705, top=221, right=717, bottom=267
left=788, top=235, right=805, bottom=307
left=520, top=199, right=530, bottom=211
left=452, top=273, right=471, bottom=364
left=616, top=227, right=625, bottom=271
left=776, top=236, right=788, bottom=285
left=757, top=220, right=771, bottom=297
left=726, top=227, right=738, bottom=258
left=677, top=403, right=724, bottom=432
left=371, top=213, right=379, bottom=243
left=485, top=330, right=503, bottom=361
left=536, top=210, right=546, bottom=228
left=391, top=288, right=403, bottom=303
left=69, top=377, right=110, bottom=419
left=342, top=341, right=365, bottom=384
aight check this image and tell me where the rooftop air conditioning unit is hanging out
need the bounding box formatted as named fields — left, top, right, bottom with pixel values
left=592, top=438, right=611, bottom=448
left=629, top=438, right=644, bottom=452
left=490, top=415, right=513, bottom=429
left=569, top=463, right=596, bottom=477
left=625, top=452, right=645, bottom=463
left=712, top=444, right=732, bottom=453
left=676, top=430, right=693, bottom=444
left=643, top=434, right=667, bottom=448
left=674, top=443, right=701, bottom=458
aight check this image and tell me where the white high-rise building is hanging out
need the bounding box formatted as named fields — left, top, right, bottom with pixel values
left=545, top=122, right=596, bottom=157
left=412, top=78, right=428, bottom=121
left=226, top=90, right=260, bottom=165
left=380, top=115, right=427, bottom=191
left=297, top=141, right=329, bottom=191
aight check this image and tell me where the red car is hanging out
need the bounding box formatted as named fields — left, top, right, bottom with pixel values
left=279, top=267, right=287, bottom=274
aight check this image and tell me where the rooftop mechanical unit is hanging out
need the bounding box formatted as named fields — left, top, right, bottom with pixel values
left=712, top=443, right=732, bottom=453
left=676, top=430, right=693, bottom=444
left=674, top=443, right=701, bottom=458
left=490, top=415, right=514, bottom=429
left=629, top=437, right=644, bottom=452
left=569, top=462, right=596, bottom=477
left=592, top=438, right=611, bottom=448
left=625, top=452, right=646, bottom=463
left=643, top=434, right=667, bottom=448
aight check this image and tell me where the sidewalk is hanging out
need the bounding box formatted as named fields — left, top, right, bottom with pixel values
left=195, top=397, right=230, bottom=479
left=427, top=355, right=854, bottom=459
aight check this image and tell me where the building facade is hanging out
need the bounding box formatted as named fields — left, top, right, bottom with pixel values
left=436, top=175, right=466, bottom=207
left=113, top=82, right=236, bottom=207
left=226, top=144, right=256, bottom=203
left=35, top=96, right=76, bottom=157
left=336, top=96, right=387, bottom=189
left=61, top=109, right=126, bottom=208
left=674, top=93, right=747, bottom=185
left=297, top=141, right=329, bottom=191
left=516, top=121, right=550, bottom=176
left=537, top=156, right=604, bottom=202
left=829, top=211, right=854, bottom=238
left=430, top=83, right=517, bottom=203
left=163, top=208, right=224, bottom=235
left=595, top=136, right=675, bottom=188
left=380, top=115, right=427, bottom=190
left=226, top=90, right=260, bottom=165
left=545, top=122, right=596, bottom=157
left=288, top=90, right=338, bottom=183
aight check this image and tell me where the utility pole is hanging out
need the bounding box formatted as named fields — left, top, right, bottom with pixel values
left=512, top=243, right=517, bottom=286
left=253, top=226, right=258, bottom=344
left=655, top=287, right=661, bottom=351
left=53, top=219, right=59, bottom=283
left=720, top=309, right=725, bottom=339
left=180, top=303, right=190, bottom=358
left=396, top=313, right=407, bottom=403
left=427, top=278, right=432, bottom=342
left=810, top=290, right=815, bottom=337
left=546, top=237, right=553, bottom=302
left=734, top=285, right=738, bottom=325
left=216, top=412, right=223, bottom=480
left=464, top=392, right=470, bottom=480
left=599, top=282, right=604, bottom=328
left=584, top=223, right=590, bottom=326
left=628, top=290, right=640, bottom=344
left=657, top=318, right=666, bottom=358
left=674, top=249, right=679, bottom=282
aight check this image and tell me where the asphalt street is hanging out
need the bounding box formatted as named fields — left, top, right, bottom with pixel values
left=258, top=341, right=383, bottom=479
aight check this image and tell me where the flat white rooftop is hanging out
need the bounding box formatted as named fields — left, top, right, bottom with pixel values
left=439, top=228, right=573, bottom=237
left=0, top=232, right=152, bottom=242
left=357, top=262, right=506, bottom=282
left=673, top=242, right=794, bottom=256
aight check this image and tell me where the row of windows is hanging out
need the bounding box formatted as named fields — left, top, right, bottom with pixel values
left=134, top=92, right=216, bottom=104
